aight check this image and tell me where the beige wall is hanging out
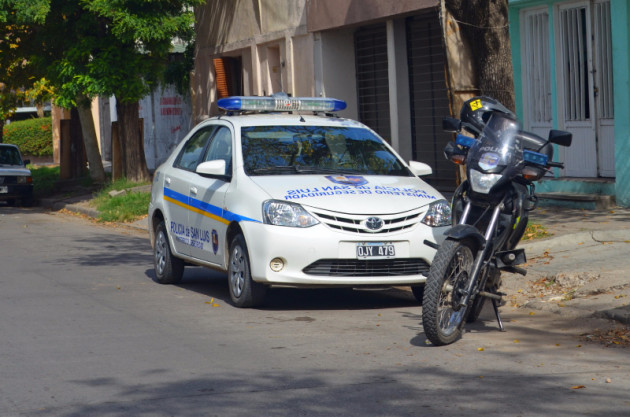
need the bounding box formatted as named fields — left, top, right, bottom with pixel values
left=193, top=0, right=311, bottom=119
left=307, top=0, right=437, bottom=32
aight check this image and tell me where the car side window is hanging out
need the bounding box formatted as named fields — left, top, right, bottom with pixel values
left=174, top=127, right=217, bottom=171
left=202, top=126, right=233, bottom=176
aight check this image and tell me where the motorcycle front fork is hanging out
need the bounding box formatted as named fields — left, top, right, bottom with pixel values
left=458, top=201, right=506, bottom=331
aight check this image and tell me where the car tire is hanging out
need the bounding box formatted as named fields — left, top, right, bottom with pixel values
left=154, top=220, right=184, bottom=284
left=228, top=234, right=267, bottom=308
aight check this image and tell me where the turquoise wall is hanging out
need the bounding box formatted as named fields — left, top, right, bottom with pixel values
left=610, top=0, right=630, bottom=206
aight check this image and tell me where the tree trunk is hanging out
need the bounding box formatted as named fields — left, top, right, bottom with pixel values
left=0, top=119, right=4, bottom=143
left=444, top=0, right=515, bottom=111
left=116, top=100, right=150, bottom=182
left=76, top=95, right=107, bottom=183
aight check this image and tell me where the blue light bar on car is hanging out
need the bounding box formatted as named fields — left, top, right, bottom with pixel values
left=523, top=149, right=549, bottom=166
left=455, top=133, right=476, bottom=148
left=217, top=96, right=347, bottom=112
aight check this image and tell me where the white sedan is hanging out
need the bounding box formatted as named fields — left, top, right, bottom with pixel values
left=148, top=95, right=451, bottom=307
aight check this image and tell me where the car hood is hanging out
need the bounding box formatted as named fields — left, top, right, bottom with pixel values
left=249, top=174, right=444, bottom=214
left=0, top=166, right=31, bottom=176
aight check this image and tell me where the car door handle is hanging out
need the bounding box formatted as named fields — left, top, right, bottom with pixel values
left=190, top=186, right=198, bottom=195
left=165, top=176, right=171, bottom=185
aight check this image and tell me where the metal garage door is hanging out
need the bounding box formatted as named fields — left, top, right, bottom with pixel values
left=407, top=10, right=456, bottom=192
left=354, top=24, right=391, bottom=142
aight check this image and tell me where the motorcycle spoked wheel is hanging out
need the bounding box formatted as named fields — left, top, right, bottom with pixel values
left=422, top=238, right=476, bottom=346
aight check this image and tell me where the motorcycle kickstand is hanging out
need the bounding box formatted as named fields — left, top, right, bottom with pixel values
left=492, top=298, right=505, bottom=332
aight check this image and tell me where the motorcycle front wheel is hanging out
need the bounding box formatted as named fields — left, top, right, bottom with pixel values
left=422, top=238, right=476, bottom=346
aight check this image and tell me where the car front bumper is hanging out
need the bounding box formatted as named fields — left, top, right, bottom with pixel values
left=241, top=221, right=447, bottom=287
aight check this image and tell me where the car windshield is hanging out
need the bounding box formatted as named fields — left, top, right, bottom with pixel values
left=0, top=146, right=23, bottom=166
left=241, top=125, right=411, bottom=176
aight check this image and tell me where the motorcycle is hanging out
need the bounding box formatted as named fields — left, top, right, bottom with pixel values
left=422, top=96, right=572, bottom=346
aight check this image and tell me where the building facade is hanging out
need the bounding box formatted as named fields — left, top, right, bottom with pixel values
left=509, top=0, right=630, bottom=206
left=193, top=0, right=458, bottom=192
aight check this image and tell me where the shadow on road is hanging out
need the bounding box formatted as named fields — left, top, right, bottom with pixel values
left=145, top=266, right=421, bottom=312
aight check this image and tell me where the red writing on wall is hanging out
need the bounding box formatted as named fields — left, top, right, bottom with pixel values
left=161, top=107, right=182, bottom=116
left=161, top=96, right=183, bottom=116
left=161, top=97, right=182, bottom=105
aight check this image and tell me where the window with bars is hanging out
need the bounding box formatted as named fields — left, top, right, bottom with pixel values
left=522, top=9, right=552, bottom=125
left=559, top=6, right=591, bottom=122
left=594, top=0, right=613, bottom=119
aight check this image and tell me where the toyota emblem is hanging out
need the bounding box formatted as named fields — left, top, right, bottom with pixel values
left=365, top=217, right=384, bottom=231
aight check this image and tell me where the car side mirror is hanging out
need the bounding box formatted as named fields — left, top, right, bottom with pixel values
left=408, top=160, right=433, bottom=177
left=442, top=117, right=461, bottom=132
left=23, top=159, right=30, bottom=166
left=196, top=160, right=228, bottom=177
left=548, top=130, right=572, bottom=147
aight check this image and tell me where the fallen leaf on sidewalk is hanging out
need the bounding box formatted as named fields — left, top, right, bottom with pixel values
left=571, top=385, right=586, bottom=390
left=581, top=327, right=630, bottom=348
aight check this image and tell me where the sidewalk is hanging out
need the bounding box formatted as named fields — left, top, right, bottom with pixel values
left=510, top=206, right=630, bottom=325
left=40, top=191, right=630, bottom=325
left=39, top=188, right=149, bottom=232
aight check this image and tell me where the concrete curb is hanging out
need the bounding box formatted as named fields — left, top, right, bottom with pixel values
left=518, top=229, right=630, bottom=258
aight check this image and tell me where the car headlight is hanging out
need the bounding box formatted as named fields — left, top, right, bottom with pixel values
left=469, top=170, right=502, bottom=194
left=421, top=199, right=452, bottom=227
left=17, top=176, right=32, bottom=184
left=263, top=200, right=320, bottom=227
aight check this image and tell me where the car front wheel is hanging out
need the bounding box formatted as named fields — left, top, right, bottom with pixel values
left=228, top=234, right=267, bottom=308
left=154, top=220, right=184, bottom=284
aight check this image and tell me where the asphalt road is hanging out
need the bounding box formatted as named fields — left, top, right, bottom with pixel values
left=1, top=207, right=629, bottom=416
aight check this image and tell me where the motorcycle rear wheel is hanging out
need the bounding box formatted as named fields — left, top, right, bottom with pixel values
left=422, top=238, right=476, bottom=346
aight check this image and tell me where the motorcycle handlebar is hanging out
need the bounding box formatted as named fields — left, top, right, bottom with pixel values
left=547, top=161, right=564, bottom=169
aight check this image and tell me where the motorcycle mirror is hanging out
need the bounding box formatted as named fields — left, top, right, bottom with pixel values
left=442, top=117, right=461, bottom=132
left=444, top=141, right=467, bottom=165
left=548, top=130, right=572, bottom=147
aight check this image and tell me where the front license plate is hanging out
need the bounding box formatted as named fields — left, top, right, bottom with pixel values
left=0, top=186, right=7, bottom=194
left=356, top=242, right=395, bottom=259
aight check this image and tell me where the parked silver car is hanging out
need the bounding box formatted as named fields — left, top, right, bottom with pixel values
left=0, top=144, right=33, bottom=206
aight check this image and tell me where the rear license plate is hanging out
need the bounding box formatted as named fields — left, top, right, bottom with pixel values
left=0, top=186, right=7, bottom=194
left=356, top=242, right=395, bottom=259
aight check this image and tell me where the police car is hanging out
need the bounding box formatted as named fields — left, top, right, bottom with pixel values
left=148, top=95, right=451, bottom=307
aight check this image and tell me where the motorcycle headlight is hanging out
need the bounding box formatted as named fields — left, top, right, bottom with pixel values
left=421, top=199, right=452, bottom=227
left=263, top=200, right=320, bottom=227
left=469, top=170, right=502, bottom=194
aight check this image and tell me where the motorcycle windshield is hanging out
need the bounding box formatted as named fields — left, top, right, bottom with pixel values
left=468, top=113, right=522, bottom=173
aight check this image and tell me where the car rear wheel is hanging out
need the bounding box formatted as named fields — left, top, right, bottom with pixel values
left=154, top=220, right=184, bottom=284
left=228, top=234, right=267, bottom=308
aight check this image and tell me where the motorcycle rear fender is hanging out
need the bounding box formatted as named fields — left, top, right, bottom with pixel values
left=444, top=224, right=486, bottom=248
